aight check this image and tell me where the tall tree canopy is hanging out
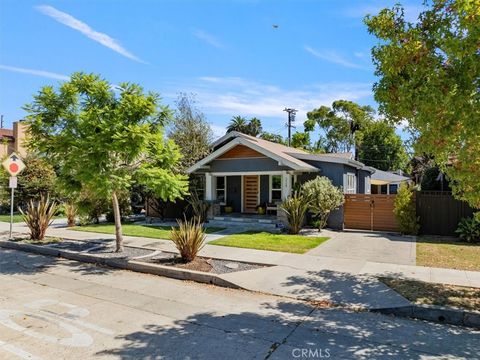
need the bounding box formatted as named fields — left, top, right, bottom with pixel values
left=365, top=0, right=480, bottom=208
left=24, top=73, right=189, bottom=251
left=168, top=93, right=213, bottom=171
left=304, top=100, right=375, bottom=158
left=357, top=121, right=408, bottom=171
left=226, top=116, right=263, bottom=136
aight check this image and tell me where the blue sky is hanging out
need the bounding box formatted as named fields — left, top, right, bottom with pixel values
left=0, top=0, right=424, bottom=137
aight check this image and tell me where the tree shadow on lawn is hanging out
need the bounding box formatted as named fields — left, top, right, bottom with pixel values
left=416, top=235, right=479, bottom=247
left=95, top=300, right=480, bottom=359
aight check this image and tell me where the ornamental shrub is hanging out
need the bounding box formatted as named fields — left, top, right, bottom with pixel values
left=393, top=184, right=419, bottom=235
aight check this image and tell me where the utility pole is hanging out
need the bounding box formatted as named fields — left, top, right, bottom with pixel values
left=0, top=115, right=3, bottom=129
left=283, top=108, right=297, bottom=147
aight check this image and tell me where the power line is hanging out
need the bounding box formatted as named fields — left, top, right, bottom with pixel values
left=283, top=108, right=297, bottom=147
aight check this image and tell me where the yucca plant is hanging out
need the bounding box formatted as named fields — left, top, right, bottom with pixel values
left=20, top=195, right=58, bottom=241
left=65, top=202, right=78, bottom=227
left=171, top=217, right=206, bottom=262
left=280, top=191, right=310, bottom=234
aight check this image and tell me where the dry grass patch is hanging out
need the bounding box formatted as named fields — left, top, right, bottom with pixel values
left=416, top=236, right=480, bottom=271
left=381, top=277, right=480, bottom=312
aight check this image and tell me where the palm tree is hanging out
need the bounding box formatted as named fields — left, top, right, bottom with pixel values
left=247, top=117, right=263, bottom=136
left=226, top=116, right=248, bottom=133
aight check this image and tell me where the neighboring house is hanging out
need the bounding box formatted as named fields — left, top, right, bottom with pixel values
left=0, top=121, right=27, bottom=159
left=186, top=132, right=375, bottom=228
left=370, top=169, right=410, bottom=195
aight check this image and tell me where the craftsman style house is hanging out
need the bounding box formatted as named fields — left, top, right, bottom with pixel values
left=187, top=132, right=375, bottom=228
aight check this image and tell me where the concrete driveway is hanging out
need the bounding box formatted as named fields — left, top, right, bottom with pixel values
left=308, top=230, right=416, bottom=265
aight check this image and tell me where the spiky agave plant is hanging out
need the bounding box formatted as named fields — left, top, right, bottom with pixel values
left=187, top=191, right=210, bottom=223
left=171, top=217, right=206, bottom=262
left=280, top=191, right=310, bottom=234
left=20, top=195, right=58, bottom=241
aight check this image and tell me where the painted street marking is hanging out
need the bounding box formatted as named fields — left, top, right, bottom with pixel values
left=0, top=298, right=115, bottom=358
left=0, top=340, right=42, bottom=360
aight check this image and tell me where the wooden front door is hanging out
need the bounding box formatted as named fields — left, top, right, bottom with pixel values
left=243, top=175, right=259, bottom=213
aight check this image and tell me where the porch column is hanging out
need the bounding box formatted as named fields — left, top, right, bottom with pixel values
left=281, top=171, right=292, bottom=200
left=205, top=173, right=214, bottom=201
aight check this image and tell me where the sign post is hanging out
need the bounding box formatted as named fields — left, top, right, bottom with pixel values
left=2, top=153, right=25, bottom=240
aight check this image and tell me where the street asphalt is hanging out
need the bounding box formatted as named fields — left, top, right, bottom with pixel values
left=0, top=248, right=479, bottom=359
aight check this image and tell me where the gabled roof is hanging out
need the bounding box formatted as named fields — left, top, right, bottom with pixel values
left=187, top=131, right=374, bottom=174
left=187, top=132, right=319, bottom=173
left=371, top=169, right=410, bottom=184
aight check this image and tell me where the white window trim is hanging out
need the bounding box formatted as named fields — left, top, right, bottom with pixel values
left=346, top=173, right=356, bottom=194
left=215, top=176, right=227, bottom=205
left=269, top=175, right=283, bottom=203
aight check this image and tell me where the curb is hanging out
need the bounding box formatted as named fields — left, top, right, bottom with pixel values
left=0, top=240, right=242, bottom=290
left=372, top=304, right=480, bottom=329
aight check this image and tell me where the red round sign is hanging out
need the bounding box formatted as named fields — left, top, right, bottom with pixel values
left=9, top=163, right=18, bottom=173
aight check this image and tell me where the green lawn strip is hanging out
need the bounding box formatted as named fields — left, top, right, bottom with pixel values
left=380, top=277, right=480, bottom=312
left=0, top=214, right=63, bottom=223
left=209, top=231, right=329, bottom=254
left=70, top=223, right=225, bottom=240
left=416, top=236, right=480, bottom=271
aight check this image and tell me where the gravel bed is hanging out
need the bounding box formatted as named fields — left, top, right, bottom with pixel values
left=143, top=253, right=265, bottom=274
left=47, top=240, right=154, bottom=259
left=46, top=240, right=103, bottom=252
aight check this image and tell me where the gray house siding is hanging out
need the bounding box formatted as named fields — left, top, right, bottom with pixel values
left=358, top=170, right=371, bottom=194
left=209, top=158, right=290, bottom=173
left=226, top=176, right=242, bottom=212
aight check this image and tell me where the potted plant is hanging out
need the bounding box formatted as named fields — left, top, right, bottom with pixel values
left=224, top=201, right=234, bottom=214
left=256, top=204, right=265, bottom=215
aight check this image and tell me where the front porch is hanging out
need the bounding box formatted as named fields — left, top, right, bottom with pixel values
left=202, top=171, right=301, bottom=216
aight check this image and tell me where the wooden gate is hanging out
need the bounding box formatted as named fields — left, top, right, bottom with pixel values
left=344, top=194, right=399, bottom=232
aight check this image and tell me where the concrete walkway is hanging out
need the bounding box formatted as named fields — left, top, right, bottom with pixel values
left=3, top=221, right=480, bottom=308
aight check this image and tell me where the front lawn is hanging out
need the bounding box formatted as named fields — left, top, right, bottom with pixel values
left=71, top=223, right=225, bottom=240
left=209, top=231, right=329, bottom=254
left=417, top=236, right=480, bottom=271
left=0, top=214, right=26, bottom=223
left=381, top=277, right=480, bottom=312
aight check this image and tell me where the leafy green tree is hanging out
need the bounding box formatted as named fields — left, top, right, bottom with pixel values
left=302, top=176, right=344, bottom=231
left=393, top=184, right=419, bottom=235
left=168, top=93, right=213, bottom=172
left=304, top=100, right=374, bottom=158
left=291, top=132, right=311, bottom=150
left=260, top=132, right=286, bottom=144
left=365, top=1, right=480, bottom=208
left=357, top=121, right=408, bottom=171
left=24, top=73, right=189, bottom=252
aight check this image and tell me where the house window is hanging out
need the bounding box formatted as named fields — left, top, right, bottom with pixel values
left=215, top=176, right=226, bottom=204
left=346, top=173, right=356, bottom=194
left=389, top=184, right=398, bottom=194
left=380, top=185, right=388, bottom=194
left=270, top=175, right=282, bottom=202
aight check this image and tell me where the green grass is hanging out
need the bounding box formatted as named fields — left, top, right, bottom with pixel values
left=417, top=236, right=480, bottom=271
left=209, top=231, right=329, bottom=254
left=0, top=214, right=64, bottom=223
left=71, top=223, right=225, bottom=240
left=0, top=214, right=26, bottom=223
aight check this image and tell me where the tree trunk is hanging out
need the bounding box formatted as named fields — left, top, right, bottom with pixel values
left=112, top=191, right=124, bottom=252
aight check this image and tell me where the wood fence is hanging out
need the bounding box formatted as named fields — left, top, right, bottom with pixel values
left=344, top=194, right=398, bottom=232
left=416, top=191, right=475, bottom=236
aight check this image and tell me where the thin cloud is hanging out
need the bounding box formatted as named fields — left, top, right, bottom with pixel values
left=36, top=5, right=146, bottom=63
left=0, top=64, right=69, bottom=80
left=193, top=29, right=223, bottom=48
left=305, top=46, right=364, bottom=69
left=191, top=76, right=372, bottom=120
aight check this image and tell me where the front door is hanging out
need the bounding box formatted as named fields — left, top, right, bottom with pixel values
left=243, top=175, right=259, bottom=213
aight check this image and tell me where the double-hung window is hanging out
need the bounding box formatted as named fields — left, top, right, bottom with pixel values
left=216, top=176, right=226, bottom=204
left=270, top=175, right=282, bottom=202
left=346, top=173, right=356, bottom=194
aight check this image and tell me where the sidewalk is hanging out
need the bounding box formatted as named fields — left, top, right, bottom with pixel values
left=3, top=221, right=480, bottom=309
